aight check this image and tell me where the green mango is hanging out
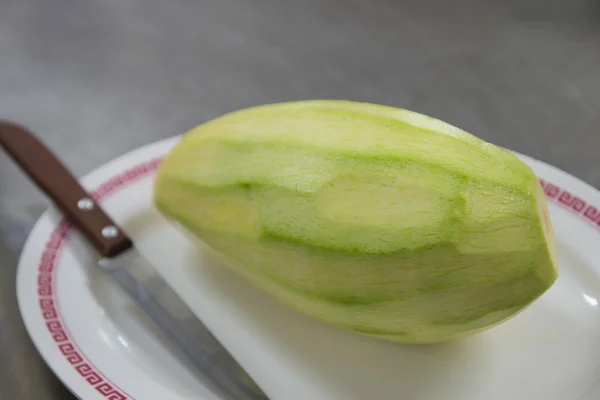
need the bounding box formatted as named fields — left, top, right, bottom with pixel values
left=153, top=100, right=558, bottom=344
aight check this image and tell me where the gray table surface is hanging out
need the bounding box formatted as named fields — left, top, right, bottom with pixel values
left=1, top=0, right=600, bottom=399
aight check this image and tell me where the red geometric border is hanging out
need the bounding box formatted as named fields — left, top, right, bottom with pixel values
left=37, top=157, right=163, bottom=400
left=36, top=159, right=600, bottom=399
left=539, top=178, right=600, bottom=229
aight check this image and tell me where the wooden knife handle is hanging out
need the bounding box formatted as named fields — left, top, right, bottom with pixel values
left=0, top=120, right=133, bottom=258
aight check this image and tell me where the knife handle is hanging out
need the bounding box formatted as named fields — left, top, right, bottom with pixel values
left=0, top=120, right=133, bottom=258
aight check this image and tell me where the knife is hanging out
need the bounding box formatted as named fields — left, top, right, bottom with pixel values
left=0, top=121, right=269, bottom=400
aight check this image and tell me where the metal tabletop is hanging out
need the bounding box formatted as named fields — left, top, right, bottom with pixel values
left=1, top=0, right=600, bottom=399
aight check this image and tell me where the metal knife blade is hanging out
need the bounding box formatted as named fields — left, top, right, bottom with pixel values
left=0, top=121, right=269, bottom=400
left=99, top=250, right=267, bottom=399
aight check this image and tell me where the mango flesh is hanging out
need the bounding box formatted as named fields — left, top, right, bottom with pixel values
left=153, top=100, right=558, bottom=344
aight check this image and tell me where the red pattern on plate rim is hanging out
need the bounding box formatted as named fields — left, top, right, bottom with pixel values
left=34, top=162, right=599, bottom=399
left=539, top=178, right=600, bottom=227
left=36, top=157, right=162, bottom=400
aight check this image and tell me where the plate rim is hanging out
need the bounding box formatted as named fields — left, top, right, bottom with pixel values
left=16, top=136, right=182, bottom=400
left=15, top=139, right=600, bottom=400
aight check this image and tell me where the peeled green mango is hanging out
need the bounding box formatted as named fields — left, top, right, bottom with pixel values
left=153, top=100, right=558, bottom=344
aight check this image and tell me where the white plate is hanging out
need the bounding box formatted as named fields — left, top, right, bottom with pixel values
left=16, top=136, right=600, bottom=400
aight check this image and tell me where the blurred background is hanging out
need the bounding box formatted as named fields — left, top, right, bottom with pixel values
left=1, top=0, right=600, bottom=398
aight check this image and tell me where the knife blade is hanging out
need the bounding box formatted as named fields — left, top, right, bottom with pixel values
left=0, top=121, right=269, bottom=400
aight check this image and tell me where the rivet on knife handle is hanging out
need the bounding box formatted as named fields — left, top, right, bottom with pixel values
left=0, top=120, right=133, bottom=258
